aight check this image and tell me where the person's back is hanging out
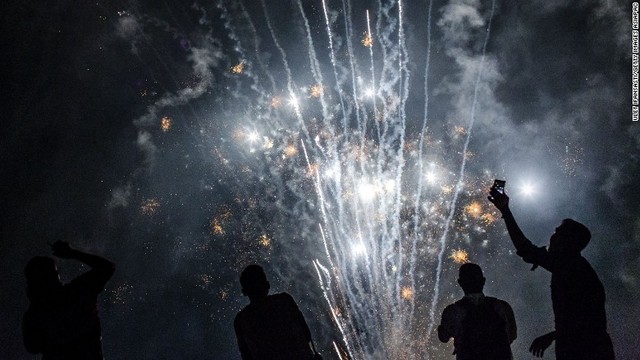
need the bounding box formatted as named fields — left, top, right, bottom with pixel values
left=234, top=265, right=316, bottom=360
left=454, top=296, right=512, bottom=360
left=438, top=264, right=516, bottom=360
left=23, top=242, right=114, bottom=360
left=235, top=293, right=314, bottom=360
left=550, top=255, right=612, bottom=359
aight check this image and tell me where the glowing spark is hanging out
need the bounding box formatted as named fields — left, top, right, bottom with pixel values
left=364, top=87, right=375, bottom=98
left=307, top=163, right=320, bottom=177
left=521, top=183, right=536, bottom=196
left=481, top=212, right=498, bottom=224
left=161, top=116, right=172, bottom=132
left=332, top=306, right=342, bottom=318
left=464, top=201, right=483, bottom=219
left=449, top=249, right=470, bottom=264
left=464, top=150, right=475, bottom=160
left=247, top=131, right=259, bottom=142
left=284, top=144, right=298, bottom=158
left=425, top=171, right=437, bottom=184
left=110, top=283, right=133, bottom=305
left=140, top=198, right=160, bottom=216
left=289, top=96, right=299, bottom=108
left=401, top=286, right=414, bottom=300
left=263, top=137, right=274, bottom=149
left=219, top=288, right=229, bottom=300
left=210, top=220, right=224, bottom=235
left=352, top=242, right=367, bottom=256
left=454, top=125, right=467, bottom=136
left=310, top=84, right=324, bottom=98
left=357, top=182, right=377, bottom=202
left=209, top=207, right=232, bottom=236
left=382, top=179, right=396, bottom=192
left=197, top=274, right=214, bottom=289
left=259, top=234, right=271, bottom=247
left=361, top=32, right=374, bottom=47
left=270, top=96, right=282, bottom=108
left=441, top=185, right=454, bottom=194
left=230, top=62, right=245, bottom=74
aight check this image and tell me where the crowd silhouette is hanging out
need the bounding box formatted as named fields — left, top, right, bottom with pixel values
left=22, top=182, right=615, bottom=359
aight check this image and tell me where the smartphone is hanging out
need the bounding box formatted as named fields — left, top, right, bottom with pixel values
left=492, top=179, right=506, bottom=194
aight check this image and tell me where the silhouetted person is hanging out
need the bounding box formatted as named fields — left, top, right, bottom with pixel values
left=234, top=264, right=318, bottom=360
left=23, top=241, right=115, bottom=360
left=438, top=263, right=517, bottom=360
left=488, top=187, right=614, bottom=359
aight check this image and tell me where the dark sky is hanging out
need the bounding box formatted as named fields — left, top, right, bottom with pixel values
left=2, top=0, right=637, bottom=359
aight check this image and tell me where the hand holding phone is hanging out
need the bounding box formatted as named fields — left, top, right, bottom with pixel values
left=492, top=179, right=506, bottom=194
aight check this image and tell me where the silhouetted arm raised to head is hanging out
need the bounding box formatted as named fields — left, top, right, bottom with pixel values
left=51, top=241, right=115, bottom=291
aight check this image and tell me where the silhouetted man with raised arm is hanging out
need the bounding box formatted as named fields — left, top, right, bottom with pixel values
left=488, top=186, right=614, bottom=359
left=23, top=241, right=115, bottom=360
left=234, top=264, right=317, bottom=360
left=438, top=263, right=517, bottom=360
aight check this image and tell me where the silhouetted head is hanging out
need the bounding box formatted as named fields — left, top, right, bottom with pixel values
left=457, top=263, right=485, bottom=295
left=240, top=265, right=270, bottom=300
left=25, top=256, right=62, bottom=301
left=549, top=219, right=591, bottom=256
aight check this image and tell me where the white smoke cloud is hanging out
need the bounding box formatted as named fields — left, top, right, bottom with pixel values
left=115, top=15, right=142, bottom=54
left=108, top=182, right=132, bottom=209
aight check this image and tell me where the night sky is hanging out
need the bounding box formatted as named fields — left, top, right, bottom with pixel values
left=2, top=0, right=637, bottom=359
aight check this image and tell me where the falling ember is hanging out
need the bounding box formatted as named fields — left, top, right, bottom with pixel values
left=481, top=212, right=498, bottom=224
left=232, top=129, right=245, bottom=141
left=210, top=219, right=224, bottom=235
left=454, top=125, right=467, bottom=136
left=309, top=84, right=324, bottom=98
left=450, top=249, right=470, bottom=264
left=307, top=163, right=320, bottom=177
left=464, top=150, right=475, bottom=160
left=331, top=306, right=343, bottom=318
left=464, top=201, right=483, bottom=219
left=160, top=116, right=172, bottom=132
left=219, top=288, right=229, bottom=300
left=270, top=96, right=282, bottom=108
left=197, top=274, right=214, bottom=289
left=263, top=137, right=274, bottom=149
left=230, top=62, right=245, bottom=74
left=258, top=234, right=271, bottom=247
left=401, top=286, right=414, bottom=300
left=441, top=185, right=455, bottom=194
left=361, top=32, right=374, bottom=47
left=110, top=283, right=133, bottom=305
left=140, top=198, right=160, bottom=216
left=283, top=144, right=298, bottom=157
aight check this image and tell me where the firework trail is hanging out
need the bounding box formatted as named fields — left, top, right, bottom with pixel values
left=124, top=0, right=501, bottom=358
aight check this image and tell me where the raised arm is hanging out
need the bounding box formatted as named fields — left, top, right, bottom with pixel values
left=488, top=188, right=551, bottom=271
left=51, top=241, right=115, bottom=290
left=487, top=190, right=532, bottom=252
left=51, top=241, right=114, bottom=272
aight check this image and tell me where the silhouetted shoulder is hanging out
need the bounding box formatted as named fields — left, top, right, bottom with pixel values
left=271, top=292, right=296, bottom=304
